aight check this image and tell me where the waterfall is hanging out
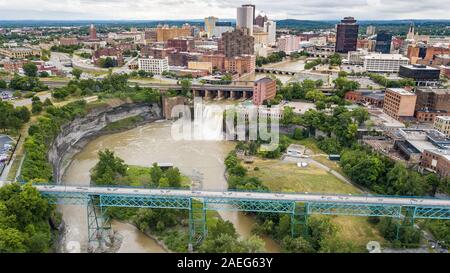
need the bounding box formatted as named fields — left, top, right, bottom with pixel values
left=193, top=98, right=225, bottom=141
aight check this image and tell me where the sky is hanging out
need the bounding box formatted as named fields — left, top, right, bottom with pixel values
left=0, top=0, right=449, bottom=21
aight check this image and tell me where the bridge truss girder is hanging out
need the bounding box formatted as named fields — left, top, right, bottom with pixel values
left=40, top=191, right=450, bottom=249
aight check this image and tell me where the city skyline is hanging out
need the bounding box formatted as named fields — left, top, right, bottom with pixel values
left=0, top=0, right=449, bottom=21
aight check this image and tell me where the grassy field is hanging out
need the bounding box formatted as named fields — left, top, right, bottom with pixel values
left=312, top=155, right=346, bottom=175
left=331, top=216, right=386, bottom=248
left=247, top=158, right=359, bottom=194
left=120, top=165, right=191, bottom=188
left=246, top=157, right=386, bottom=250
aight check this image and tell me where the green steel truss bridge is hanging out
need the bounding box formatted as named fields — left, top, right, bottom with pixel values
left=32, top=184, right=450, bottom=248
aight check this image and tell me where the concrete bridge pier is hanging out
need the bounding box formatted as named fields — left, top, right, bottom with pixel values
left=218, top=90, right=224, bottom=100
left=193, top=90, right=200, bottom=97
left=204, top=90, right=211, bottom=100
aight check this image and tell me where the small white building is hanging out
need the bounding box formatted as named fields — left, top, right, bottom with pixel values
left=363, top=53, right=409, bottom=73
left=138, top=57, right=169, bottom=75
left=347, top=49, right=369, bottom=65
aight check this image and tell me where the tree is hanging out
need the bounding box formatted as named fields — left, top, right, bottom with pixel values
left=426, top=174, right=442, bottom=197
left=164, top=167, right=182, bottom=188
left=158, top=177, right=170, bottom=188
left=180, top=79, right=192, bottom=97
left=319, top=235, right=359, bottom=253
left=305, top=89, right=325, bottom=102
left=329, top=53, right=342, bottom=66
left=281, top=106, right=296, bottom=126
left=31, top=97, right=43, bottom=114
left=281, top=236, right=315, bottom=253
left=315, top=101, right=326, bottom=111
left=352, top=107, right=369, bottom=125
left=240, top=235, right=265, bottom=253
left=386, top=163, right=429, bottom=196
left=0, top=228, right=26, bottom=253
left=150, top=163, right=163, bottom=185
left=99, top=57, right=116, bottom=68
left=138, top=70, right=152, bottom=78
left=307, top=216, right=338, bottom=250
left=338, top=71, right=348, bottom=78
left=208, top=219, right=238, bottom=240
left=23, top=63, right=38, bottom=78
left=292, top=127, right=308, bottom=140
left=91, top=149, right=128, bottom=185
left=43, top=98, right=53, bottom=107
left=15, top=106, right=31, bottom=123
left=72, top=68, right=83, bottom=80
left=198, top=234, right=244, bottom=253
left=0, top=79, right=7, bottom=89
left=39, top=71, right=49, bottom=78
left=0, top=183, right=54, bottom=253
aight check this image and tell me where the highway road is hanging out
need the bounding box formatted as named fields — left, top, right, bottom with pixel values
left=40, top=80, right=253, bottom=91
left=32, top=184, right=450, bottom=208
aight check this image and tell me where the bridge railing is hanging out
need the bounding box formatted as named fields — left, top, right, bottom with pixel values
left=24, top=181, right=450, bottom=201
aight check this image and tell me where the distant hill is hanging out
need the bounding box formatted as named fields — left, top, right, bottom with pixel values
left=275, top=19, right=335, bottom=30
left=0, top=19, right=448, bottom=32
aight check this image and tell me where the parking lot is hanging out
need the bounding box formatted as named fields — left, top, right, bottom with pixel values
left=0, top=135, right=14, bottom=176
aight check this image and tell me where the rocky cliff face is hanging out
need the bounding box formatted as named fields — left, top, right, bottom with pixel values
left=48, top=102, right=161, bottom=184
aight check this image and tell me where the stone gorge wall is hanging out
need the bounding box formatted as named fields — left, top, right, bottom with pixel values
left=48, top=102, right=161, bottom=184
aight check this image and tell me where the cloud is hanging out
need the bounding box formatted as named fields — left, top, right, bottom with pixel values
left=0, top=0, right=448, bottom=20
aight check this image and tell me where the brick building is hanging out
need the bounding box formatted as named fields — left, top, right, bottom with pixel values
left=156, top=25, right=191, bottom=42
left=201, top=54, right=225, bottom=71
left=59, top=37, right=79, bottom=46
left=141, top=46, right=175, bottom=59
left=383, top=88, right=417, bottom=120
left=221, top=28, right=254, bottom=58
left=166, top=38, right=194, bottom=52
left=224, top=55, right=255, bottom=76
left=420, top=149, right=450, bottom=178
left=415, top=87, right=450, bottom=113
left=253, top=77, right=277, bottom=106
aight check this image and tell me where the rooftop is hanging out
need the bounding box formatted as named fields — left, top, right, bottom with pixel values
left=363, top=53, right=409, bottom=61
left=400, top=64, right=440, bottom=71
left=416, top=87, right=449, bottom=95
left=426, top=148, right=450, bottom=161
left=387, top=88, right=416, bottom=96
left=255, top=77, right=274, bottom=84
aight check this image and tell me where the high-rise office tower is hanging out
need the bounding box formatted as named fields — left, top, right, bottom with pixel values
left=237, top=5, right=254, bottom=36
left=204, top=16, right=218, bottom=38
left=375, top=30, right=393, bottom=54
left=242, top=4, right=256, bottom=24
left=335, top=17, right=359, bottom=53
left=255, top=13, right=268, bottom=27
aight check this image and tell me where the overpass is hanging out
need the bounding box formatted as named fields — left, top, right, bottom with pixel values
left=30, top=183, right=450, bottom=248
left=255, top=67, right=297, bottom=76
left=40, top=80, right=254, bottom=100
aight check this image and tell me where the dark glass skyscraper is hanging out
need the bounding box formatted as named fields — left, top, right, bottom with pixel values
left=335, top=17, right=359, bottom=53
left=375, top=31, right=392, bottom=54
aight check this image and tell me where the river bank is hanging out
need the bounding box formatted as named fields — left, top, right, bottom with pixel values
left=59, top=120, right=281, bottom=253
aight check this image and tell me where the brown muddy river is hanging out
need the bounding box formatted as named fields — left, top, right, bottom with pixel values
left=60, top=120, right=280, bottom=253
